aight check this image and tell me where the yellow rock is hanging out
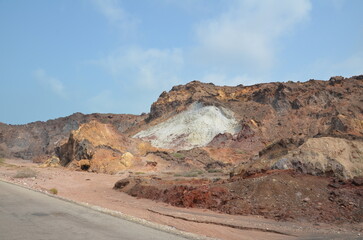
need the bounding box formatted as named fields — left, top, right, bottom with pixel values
left=120, top=152, right=134, bottom=167
left=39, top=156, right=60, bottom=168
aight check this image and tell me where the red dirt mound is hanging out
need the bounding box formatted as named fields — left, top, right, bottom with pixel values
left=114, top=170, right=363, bottom=224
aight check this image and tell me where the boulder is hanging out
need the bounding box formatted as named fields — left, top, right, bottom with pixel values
left=56, top=121, right=148, bottom=174
left=271, top=137, right=363, bottom=179
left=39, top=156, right=60, bottom=168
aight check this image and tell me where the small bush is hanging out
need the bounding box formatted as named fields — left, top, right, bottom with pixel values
left=183, top=172, right=198, bottom=178
left=207, top=169, right=223, bottom=173
left=236, top=150, right=247, bottom=154
left=172, top=152, right=185, bottom=159
left=213, top=177, right=221, bottom=182
left=49, top=188, right=58, bottom=195
left=14, top=168, right=37, bottom=178
left=183, top=170, right=204, bottom=177
left=135, top=172, right=145, bottom=175
left=0, top=158, right=4, bottom=165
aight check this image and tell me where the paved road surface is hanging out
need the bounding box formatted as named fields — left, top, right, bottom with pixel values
left=0, top=181, right=191, bottom=240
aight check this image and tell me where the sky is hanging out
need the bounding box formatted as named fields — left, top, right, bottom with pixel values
left=0, top=0, right=362, bottom=124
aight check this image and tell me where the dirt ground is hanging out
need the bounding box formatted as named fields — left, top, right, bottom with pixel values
left=1, top=158, right=362, bottom=240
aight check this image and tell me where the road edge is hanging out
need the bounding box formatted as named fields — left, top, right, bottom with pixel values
left=0, top=178, right=219, bottom=240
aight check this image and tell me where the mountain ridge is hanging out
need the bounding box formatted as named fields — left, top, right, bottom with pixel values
left=1, top=75, right=362, bottom=162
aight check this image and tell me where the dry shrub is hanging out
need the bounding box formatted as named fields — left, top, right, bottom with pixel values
left=49, top=188, right=58, bottom=195
left=14, top=168, right=37, bottom=178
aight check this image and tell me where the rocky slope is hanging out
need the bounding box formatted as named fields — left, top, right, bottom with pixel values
left=131, top=75, right=363, bottom=178
left=0, top=113, right=144, bottom=161
left=114, top=171, right=363, bottom=224
left=239, top=137, right=363, bottom=179
left=136, top=75, right=363, bottom=146
left=1, top=75, right=362, bottom=178
left=1, top=74, right=363, bottom=225
left=55, top=120, right=159, bottom=174
left=112, top=75, right=363, bottom=224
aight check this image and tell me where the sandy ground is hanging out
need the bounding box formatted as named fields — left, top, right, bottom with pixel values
left=0, top=159, right=362, bottom=240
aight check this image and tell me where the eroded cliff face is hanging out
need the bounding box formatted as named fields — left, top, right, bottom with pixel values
left=0, top=113, right=144, bottom=160
left=55, top=120, right=156, bottom=174
left=132, top=75, right=363, bottom=178
left=142, top=76, right=363, bottom=146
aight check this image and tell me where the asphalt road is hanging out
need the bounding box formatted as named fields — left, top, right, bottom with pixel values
left=0, top=181, right=191, bottom=240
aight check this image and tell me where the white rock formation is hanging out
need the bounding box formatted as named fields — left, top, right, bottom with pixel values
left=134, top=102, right=240, bottom=150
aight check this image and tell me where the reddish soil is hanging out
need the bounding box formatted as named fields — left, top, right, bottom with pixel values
left=1, top=159, right=363, bottom=240
left=115, top=170, right=363, bottom=224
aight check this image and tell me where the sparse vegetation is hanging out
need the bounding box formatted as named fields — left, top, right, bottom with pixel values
left=178, top=170, right=204, bottom=178
left=0, top=158, right=16, bottom=168
left=236, top=150, right=247, bottom=154
left=14, top=168, right=37, bottom=178
left=213, top=177, right=221, bottom=182
left=172, top=152, right=185, bottom=159
left=135, top=172, right=145, bottom=175
left=49, top=188, right=58, bottom=195
left=183, top=172, right=198, bottom=177
left=207, top=169, right=223, bottom=173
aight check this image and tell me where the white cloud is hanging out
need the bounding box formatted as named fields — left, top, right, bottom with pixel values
left=33, top=69, right=67, bottom=99
left=194, top=0, right=311, bottom=70
left=96, top=46, right=184, bottom=89
left=91, top=0, right=139, bottom=33
left=89, top=0, right=313, bottom=90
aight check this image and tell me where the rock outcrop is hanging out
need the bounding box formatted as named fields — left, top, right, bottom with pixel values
left=133, top=76, right=363, bottom=158
left=130, top=75, right=363, bottom=178
left=134, top=102, right=240, bottom=150
left=235, top=137, right=363, bottom=179
left=1, top=75, right=362, bottom=178
left=55, top=120, right=155, bottom=174
left=0, top=113, right=144, bottom=160
left=272, top=137, right=363, bottom=179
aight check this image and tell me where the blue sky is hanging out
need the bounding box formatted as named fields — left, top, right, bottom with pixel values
left=0, top=0, right=362, bottom=124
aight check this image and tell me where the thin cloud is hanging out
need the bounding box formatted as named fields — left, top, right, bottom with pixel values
left=95, top=46, right=184, bottom=89
left=33, top=69, right=67, bottom=99
left=193, top=0, right=311, bottom=71
left=90, top=0, right=139, bottom=34
left=89, top=0, right=312, bottom=89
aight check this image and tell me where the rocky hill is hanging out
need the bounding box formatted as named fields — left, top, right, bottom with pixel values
left=130, top=75, right=363, bottom=178
left=1, top=74, right=363, bottom=224
left=137, top=75, right=362, bottom=145
left=0, top=112, right=145, bottom=160
left=1, top=75, right=362, bottom=178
